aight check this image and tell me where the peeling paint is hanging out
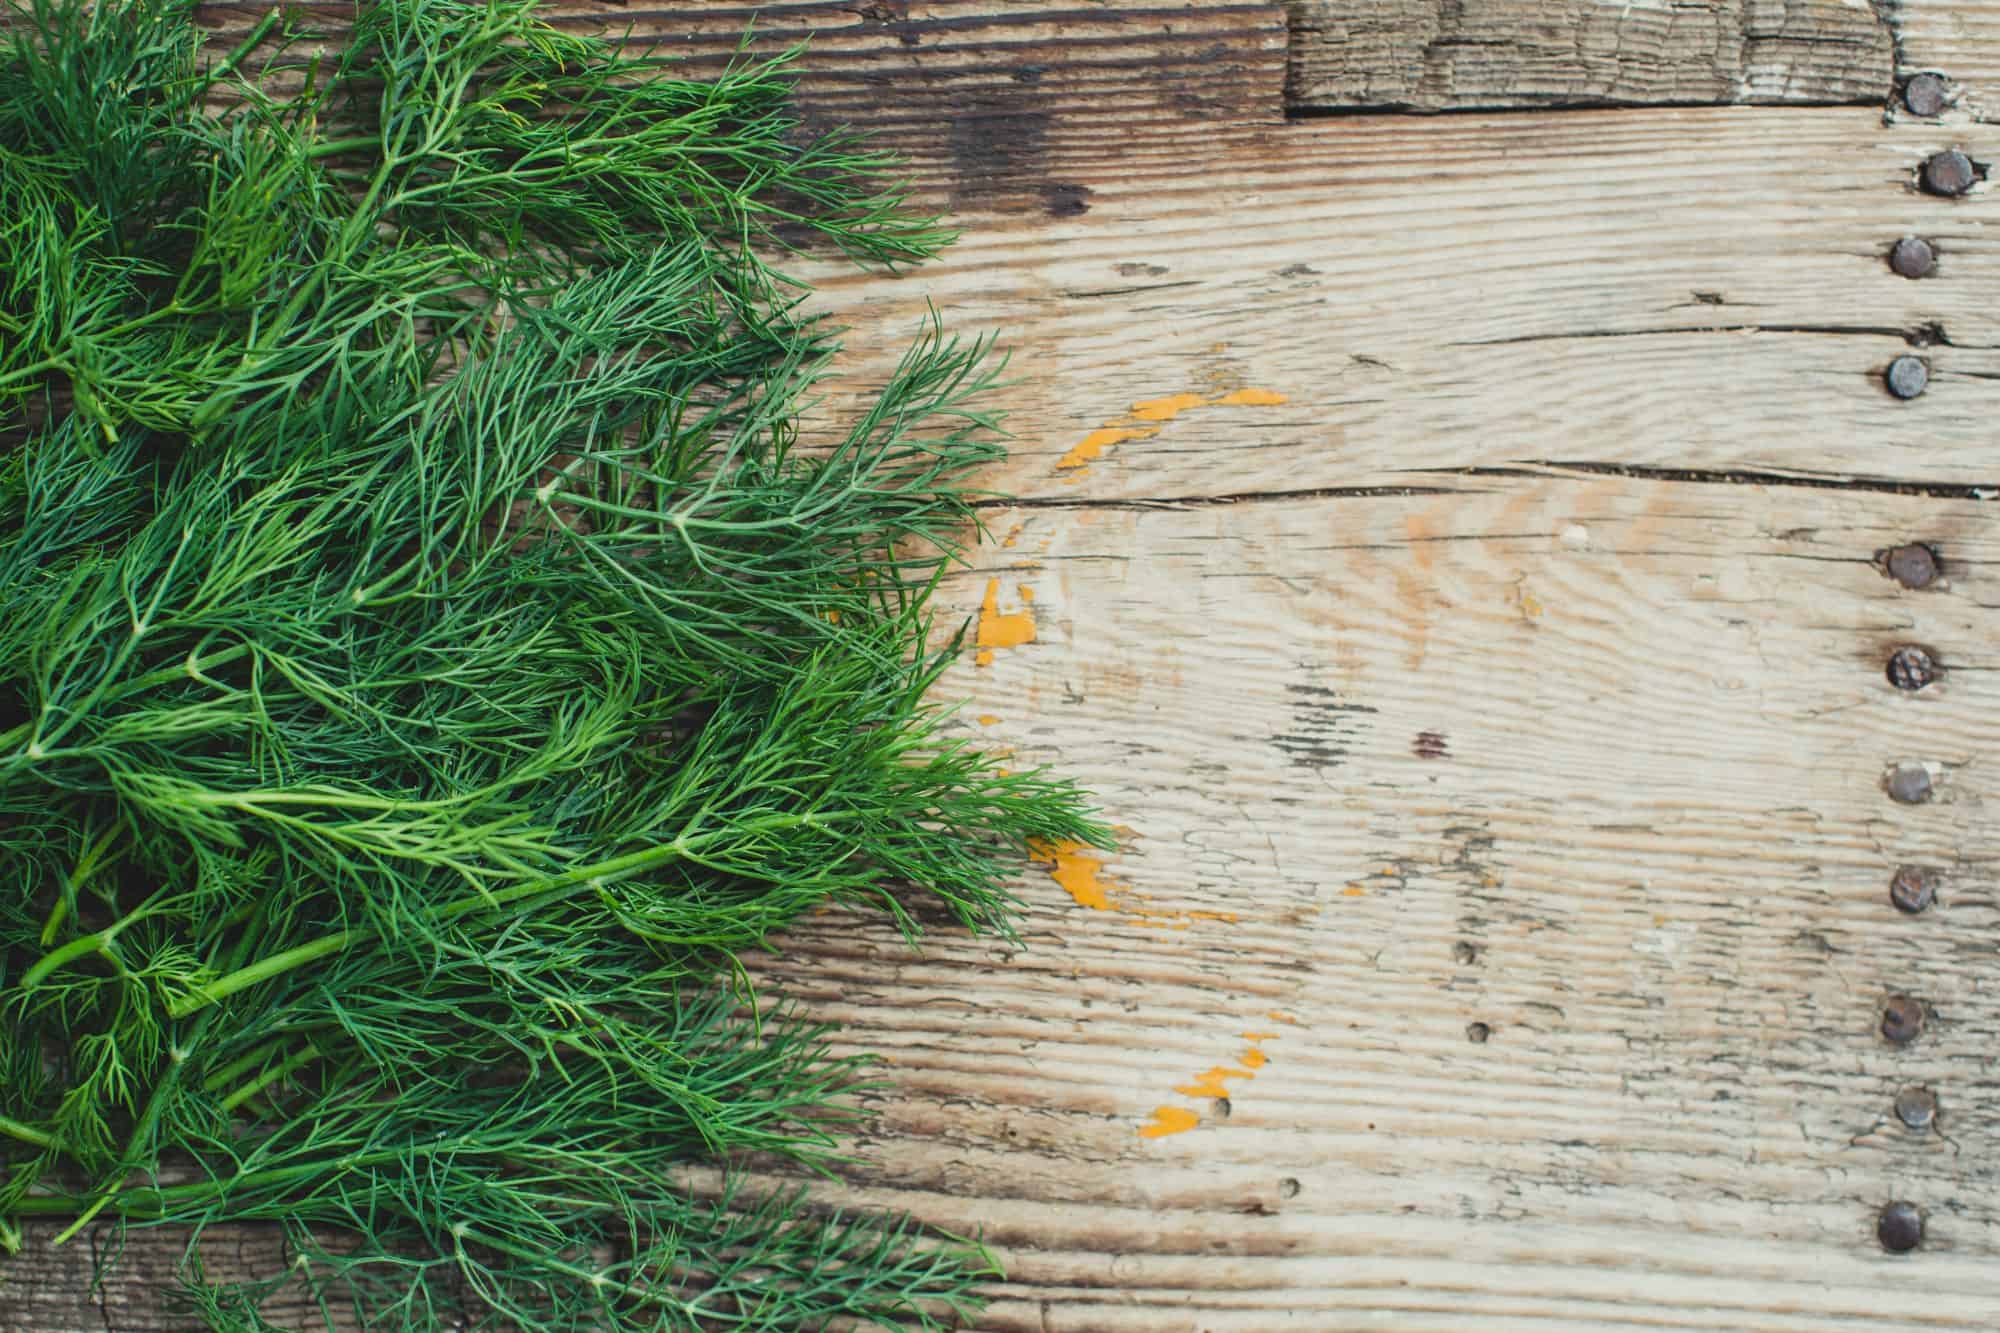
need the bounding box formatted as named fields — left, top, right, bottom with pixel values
left=1058, top=426, right=1155, bottom=470
left=1057, top=385, right=1290, bottom=477
left=1029, top=840, right=1117, bottom=911
left=975, top=578, right=1036, bottom=663
left=1139, top=1106, right=1200, bottom=1139
left=1143, top=1030, right=1279, bottom=1139
left=1130, top=391, right=1210, bottom=422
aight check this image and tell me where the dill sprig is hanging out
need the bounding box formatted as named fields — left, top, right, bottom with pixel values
left=0, top=1, right=1107, bottom=1326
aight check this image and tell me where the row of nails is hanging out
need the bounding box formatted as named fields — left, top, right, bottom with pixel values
left=1873, top=81, right=1948, bottom=1237
left=1882, top=75, right=1974, bottom=407
left=1876, top=82, right=1952, bottom=1252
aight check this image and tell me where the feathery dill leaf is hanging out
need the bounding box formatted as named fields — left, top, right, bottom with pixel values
left=0, top=1, right=1107, bottom=1326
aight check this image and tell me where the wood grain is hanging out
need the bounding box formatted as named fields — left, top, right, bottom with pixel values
left=1891, top=0, right=2000, bottom=119
left=789, top=105, right=2000, bottom=499
left=1284, top=0, right=1895, bottom=112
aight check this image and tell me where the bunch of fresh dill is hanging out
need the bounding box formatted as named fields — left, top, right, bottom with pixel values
left=0, top=1, right=1105, bottom=1326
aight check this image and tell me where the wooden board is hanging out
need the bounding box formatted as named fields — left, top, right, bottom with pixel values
left=10, top=2, right=2000, bottom=1330
left=1284, top=0, right=1895, bottom=111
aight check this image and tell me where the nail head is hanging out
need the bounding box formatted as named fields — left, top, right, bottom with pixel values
left=1904, top=73, right=1949, bottom=118
left=1921, top=148, right=1976, bottom=197
left=1886, top=645, right=1941, bottom=691
left=1894, top=1085, right=1938, bottom=1132
left=1886, top=355, right=1930, bottom=400
left=1889, top=236, right=1937, bottom=279
left=1881, top=994, right=1926, bottom=1045
left=1886, top=764, right=1934, bottom=805
left=1883, top=543, right=1940, bottom=589
left=1889, top=865, right=1938, bottom=915
left=1878, top=1200, right=1924, bottom=1252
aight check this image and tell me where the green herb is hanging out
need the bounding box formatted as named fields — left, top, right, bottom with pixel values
left=0, top=0, right=1107, bottom=1326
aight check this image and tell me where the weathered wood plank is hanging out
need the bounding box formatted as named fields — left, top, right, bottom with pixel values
left=191, top=1, right=1292, bottom=216
left=1890, top=0, right=2000, bottom=120
left=1284, top=0, right=1896, bottom=112
left=748, top=473, right=2000, bottom=1331
left=789, top=106, right=2000, bottom=500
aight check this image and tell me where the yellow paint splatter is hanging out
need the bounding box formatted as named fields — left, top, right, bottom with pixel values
left=1054, top=386, right=1290, bottom=477
left=1142, top=1030, right=1278, bottom=1138
left=1341, top=885, right=1366, bottom=897
left=1130, top=391, right=1209, bottom=422
left=975, top=579, right=1035, bottom=662
left=1029, top=840, right=1117, bottom=911
left=1139, top=1106, right=1200, bottom=1139
left=1214, top=387, right=1288, bottom=407
left=977, top=715, right=1001, bottom=726
left=1058, top=426, right=1155, bottom=470
left=1175, top=1065, right=1253, bottom=1099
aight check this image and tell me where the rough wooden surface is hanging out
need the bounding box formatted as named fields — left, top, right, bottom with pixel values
left=8, top=1, right=2000, bottom=1330
left=1284, top=0, right=1896, bottom=111
left=1891, top=0, right=2000, bottom=119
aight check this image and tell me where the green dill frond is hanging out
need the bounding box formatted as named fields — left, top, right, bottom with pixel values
left=0, top=0, right=1108, bottom=1327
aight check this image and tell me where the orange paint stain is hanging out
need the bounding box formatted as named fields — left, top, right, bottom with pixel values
left=1143, top=1029, right=1278, bottom=1137
left=1341, top=886, right=1366, bottom=897
left=1267, top=1010, right=1299, bottom=1025
left=976, top=579, right=1035, bottom=653
left=1130, top=391, right=1209, bottom=422
left=1058, top=426, right=1154, bottom=470
left=977, top=715, right=1001, bottom=726
left=1139, top=1106, right=1200, bottom=1139
left=1175, top=1065, right=1253, bottom=1099
left=1213, top=387, right=1288, bottom=407
left=974, top=649, right=994, bottom=667
left=1029, top=840, right=1118, bottom=912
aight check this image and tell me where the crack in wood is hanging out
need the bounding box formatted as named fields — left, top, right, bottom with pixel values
left=1440, top=461, right=2000, bottom=498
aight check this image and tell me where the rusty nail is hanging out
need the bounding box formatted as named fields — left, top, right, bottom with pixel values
left=1889, top=236, right=1937, bottom=279
left=1465, top=1021, right=1491, bottom=1044
left=1904, top=73, right=1949, bottom=118
left=1921, top=148, right=1976, bottom=197
left=1886, top=763, right=1934, bottom=805
left=1881, top=994, right=1925, bottom=1045
left=1886, top=355, right=1930, bottom=400
left=1878, top=1201, right=1925, bottom=1252
left=1894, top=1085, right=1938, bottom=1132
left=1889, top=865, right=1938, bottom=914
left=1883, top=543, right=1941, bottom=589
left=1886, top=645, right=1941, bottom=691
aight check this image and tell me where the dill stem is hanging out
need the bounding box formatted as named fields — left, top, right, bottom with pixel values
left=304, top=134, right=381, bottom=160
left=0, top=1117, right=56, bottom=1151
left=217, top=1042, right=322, bottom=1112
left=172, top=809, right=854, bottom=1017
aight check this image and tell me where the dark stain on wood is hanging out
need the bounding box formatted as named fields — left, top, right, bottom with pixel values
left=1271, top=680, right=1377, bottom=770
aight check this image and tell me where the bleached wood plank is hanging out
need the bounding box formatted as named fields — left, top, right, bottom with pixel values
left=789, top=105, right=2000, bottom=499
